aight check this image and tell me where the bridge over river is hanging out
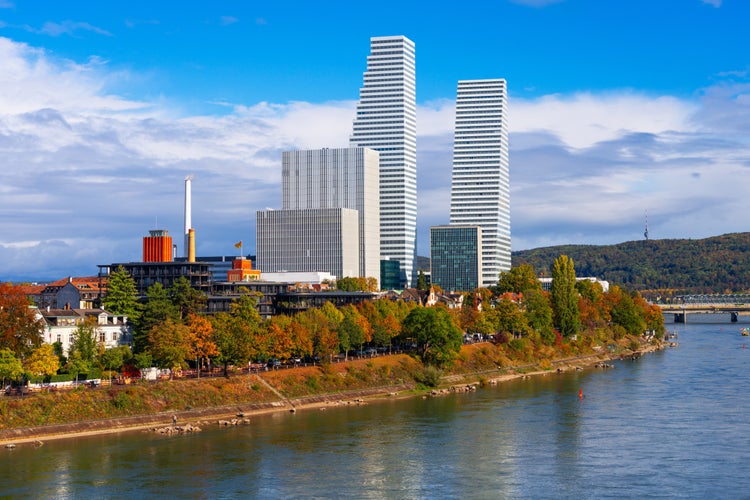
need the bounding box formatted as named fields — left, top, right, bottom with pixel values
left=656, top=294, right=750, bottom=323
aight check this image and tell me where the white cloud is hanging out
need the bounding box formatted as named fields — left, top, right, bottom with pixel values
left=511, top=92, right=697, bottom=149
left=38, top=20, right=112, bottom=37
left=702, top=0, right=722, bottom=7
left=1, top=36, right=749, bottom=280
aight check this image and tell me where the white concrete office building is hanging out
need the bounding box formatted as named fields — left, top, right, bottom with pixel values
left=449, top=79, right=510, bottom=286
left=256, top=208, right=360, bottom=281
left=350, top=35, right=417, bottom=288
left=282, top=147, right=380, bottom=282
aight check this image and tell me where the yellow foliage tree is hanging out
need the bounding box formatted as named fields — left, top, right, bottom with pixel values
left=24, top=343, right=60, bottom=380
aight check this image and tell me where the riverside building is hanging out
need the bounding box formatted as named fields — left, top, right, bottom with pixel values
left=282, top=147, right=380, bottom=282
left=449, top=79, right=510, bottom=286
left=350, top=35, right=417, bottom=288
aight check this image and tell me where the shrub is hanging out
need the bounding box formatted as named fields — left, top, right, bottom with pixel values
left=415, top=365, right=442, bottom=388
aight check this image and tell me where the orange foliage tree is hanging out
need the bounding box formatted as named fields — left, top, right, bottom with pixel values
left=0, top=283, right=44, bottom=358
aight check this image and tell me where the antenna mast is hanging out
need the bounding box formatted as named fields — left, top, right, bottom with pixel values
left=644, top=210, right=649, bottom=241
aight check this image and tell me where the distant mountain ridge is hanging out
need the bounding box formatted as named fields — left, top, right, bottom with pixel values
left=511, top=232, right=750, bottom=295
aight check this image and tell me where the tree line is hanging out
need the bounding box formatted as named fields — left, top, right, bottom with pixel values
left=0, top=256, right=663, bottom=386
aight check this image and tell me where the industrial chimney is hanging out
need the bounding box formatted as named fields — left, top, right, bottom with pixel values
left=188, top=228, right=196, bottom=263
left=184, top=175, right=194, bottom=257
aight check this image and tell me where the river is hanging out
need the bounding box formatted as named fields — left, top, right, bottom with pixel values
left=3, top=321, right=750, bottom=498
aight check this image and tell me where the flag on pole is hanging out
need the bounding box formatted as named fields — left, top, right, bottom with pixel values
left=234, top=240, right=242, bottom=249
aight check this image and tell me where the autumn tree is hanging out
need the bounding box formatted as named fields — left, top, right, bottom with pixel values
left=288, top=317, right=314, bottom=360
left=300, top=307, right=339, bottom=362
left=101, top=266, right=141, bottom=324
left=187, top=313, right=218, bottom=375
left=0, top=348, right=24, bottom=386
left=339, top=305, right=372, bottom=356
left=264, top=319, right=294, bottom=362
left=149, top=318, right=194, bottom=376
left=0, top=282, right=44, bottom=358
left=492, top=298, right=530, bottom=338
left=576, top=279, right=606, bottom=329
left=551, top=255, right=580, bottom=337
left=24, top=343, right=60, bottom=381
left=402, top=306, right=462, bottom=366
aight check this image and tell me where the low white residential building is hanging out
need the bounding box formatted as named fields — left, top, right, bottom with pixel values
left=36, top=307, right=132, bottom=355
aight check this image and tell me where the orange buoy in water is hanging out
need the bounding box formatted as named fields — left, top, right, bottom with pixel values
left=579, top=388, right=584, bottom=399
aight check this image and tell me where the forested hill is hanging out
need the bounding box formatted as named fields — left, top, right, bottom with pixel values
left=512, top=232, right=750, bottom=295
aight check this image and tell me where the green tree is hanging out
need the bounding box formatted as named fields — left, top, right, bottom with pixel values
left=148, top=318, right=194, bottom=377
left=52, top=340, right=67, bottom=367
left=523, top=288, right=555, bottom=344
left=551, top=255, right=580, bottom=337
left=494, top=264, right=541, bottom=295
left=133, top=351, right=153, bottom=370
left=68, top=317, right=99, bottom=370
left=210, top=312, right=253, bottom=377
left=493, top=298, right=530, bottom=338
left=101, top=266, right=141, bottom=324
left=24, top=343, right=60, bottom=380
left=137, top=282, right=179, bottom=352
left=402, top=306, right=462, bottom=366
left=66, top=351, right=90, bottom=383
left=608, top=286, right=647, bottom=336
left=416, top=270, right=428, bottom=290
left=0, top=348, right=24, bottom=386
left=209, top=291, right=262, bottom=376
left=0, top=282, right=44, bottom=358
left=170, top=276, right=207, bottom=320
left=100, top=346, right=130, bottom=375
left=336, top=277, right=366, bottom=292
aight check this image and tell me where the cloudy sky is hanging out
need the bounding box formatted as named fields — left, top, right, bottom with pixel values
left=0, top=0, right=748, bottom=282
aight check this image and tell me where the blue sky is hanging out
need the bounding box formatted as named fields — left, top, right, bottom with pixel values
left=0, top=0, right=749, bottom=281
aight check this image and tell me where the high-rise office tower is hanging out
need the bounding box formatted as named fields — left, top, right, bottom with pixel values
left=449, top=79, right=510, bottom=286
left=282, top=147, right=380, bottom=282
left=350, top=35, right=417, bottom=288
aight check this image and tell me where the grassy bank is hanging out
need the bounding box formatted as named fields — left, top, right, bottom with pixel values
left=0, top=333, right=660, bottom=435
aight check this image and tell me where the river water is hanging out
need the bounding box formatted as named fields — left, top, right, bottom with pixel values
left=3, top=321, right=750, bottom=499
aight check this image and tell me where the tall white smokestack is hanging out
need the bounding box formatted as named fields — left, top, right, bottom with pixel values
left=184, top=175, right=194, bottom=257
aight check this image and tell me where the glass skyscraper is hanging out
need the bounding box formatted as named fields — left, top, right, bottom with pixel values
left=350, top=35, right=417, bottom=288
left=449, top=79, right=510, bottom=286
